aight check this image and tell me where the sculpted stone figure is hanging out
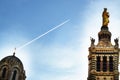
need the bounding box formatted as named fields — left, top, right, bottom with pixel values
left=114, top=38, right=119, bottom=48
left=102, top=8, right=109, bottom=26
left=90, top=37, right=95, bottom=46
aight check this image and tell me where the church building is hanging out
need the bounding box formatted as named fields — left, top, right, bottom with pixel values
left=87, top=8, right=119, bottom=80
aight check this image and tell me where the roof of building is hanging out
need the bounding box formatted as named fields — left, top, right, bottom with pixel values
left=0, top=55, right=24, bottom=70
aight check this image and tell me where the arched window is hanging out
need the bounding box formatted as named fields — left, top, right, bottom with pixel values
left=11, top=70, right=17, bottom=80
left=96, top=56, right=101, bottom=71
left=103, top=56, right=107, bottom=72
left=104, top=78, right=106, bottom=80
left=97, top=77, right=100, bottom=80
left=109, top=56, right=113, bottom=72
left=2, top=67, right=6, bottom=78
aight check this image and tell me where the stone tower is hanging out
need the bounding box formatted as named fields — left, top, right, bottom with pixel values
left=87, top=8, right=119, bottom=80
left=0, top=53, right=26, bottom=80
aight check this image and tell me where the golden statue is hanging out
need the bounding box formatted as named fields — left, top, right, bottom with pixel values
left=102, top=8, right=109, bottom=26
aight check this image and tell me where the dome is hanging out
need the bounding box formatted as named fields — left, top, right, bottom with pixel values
left=0, top=55, right=26, bottom=80
left=0, top=55, right=24, bottom=70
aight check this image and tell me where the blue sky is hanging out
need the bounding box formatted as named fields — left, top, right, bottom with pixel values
left=0, top=0, right=120, bottom=80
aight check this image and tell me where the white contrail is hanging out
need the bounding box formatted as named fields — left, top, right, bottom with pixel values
left=17, top=19, right=70, bottom=51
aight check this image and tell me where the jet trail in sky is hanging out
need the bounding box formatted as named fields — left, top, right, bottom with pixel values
left=17, top=19, right=70, bottom=51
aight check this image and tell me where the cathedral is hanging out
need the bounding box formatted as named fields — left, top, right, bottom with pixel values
left=87, top=8, right=119, bottom=80
left=0, top=53, right=26, bottom=80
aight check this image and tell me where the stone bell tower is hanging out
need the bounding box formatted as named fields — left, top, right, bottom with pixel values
left=87, top=8, right=119, bottom=80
